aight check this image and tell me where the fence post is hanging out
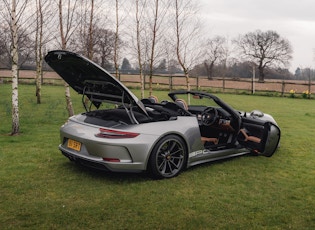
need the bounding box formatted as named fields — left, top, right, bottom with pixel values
left=252, top=66, right=255, bottom=94
left=169, top=75, right=173, bottom=91
left=144, top=75, right=146, bottom=90
left=222, top=77, right=225, bottom=92
left=281, top=81, right=285, bottom=96
left=308, top=70, right=311, bottom=99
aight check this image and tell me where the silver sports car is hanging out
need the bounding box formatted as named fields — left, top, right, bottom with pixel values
left=45, top=50, right=281, bottom=179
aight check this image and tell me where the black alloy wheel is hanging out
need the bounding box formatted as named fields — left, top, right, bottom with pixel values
left=148, top=135, right=187, bottom=179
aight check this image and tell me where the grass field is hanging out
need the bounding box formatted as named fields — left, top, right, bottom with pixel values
left=1, top=84, right=315, bottom=229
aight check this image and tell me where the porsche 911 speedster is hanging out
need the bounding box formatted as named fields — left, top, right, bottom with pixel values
left=45, top=50, right=281, bottom=179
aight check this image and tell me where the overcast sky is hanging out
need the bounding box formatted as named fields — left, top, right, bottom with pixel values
left=199, top=0, right=315, bottom=72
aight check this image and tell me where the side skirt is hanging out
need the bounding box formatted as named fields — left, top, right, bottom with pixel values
left=187, top=148, right=250, bottom=168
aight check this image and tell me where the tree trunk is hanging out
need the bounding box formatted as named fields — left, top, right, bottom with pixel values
left=35, top=0, right=43, bottom=104
left=11, top=0, right=19, bottom=135
left=136, top=0, right=144, bottom=99
left=59, top=0, right=74, bottom=117
left=148, top=0, right=159, bottom=97
left=65, top=82, right=74, bottom=117
left=114, top=0, right=119, bottom=79
left=35, top=63, right=42, bottom=104
left=87, top=0, right=94, bottom=60
left=258, top=65, right=265, bottom=82
left=175, top=0, right=190, bottom=93
left=204, top=61, right=214, bottom=80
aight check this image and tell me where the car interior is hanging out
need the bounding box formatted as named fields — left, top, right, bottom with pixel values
left=141, top=94, right=239, bottom=149
left=83, top=90, right=267, bottom=152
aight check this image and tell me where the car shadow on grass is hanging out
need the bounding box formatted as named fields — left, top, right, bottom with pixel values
left=61, top=161, right=151, bottom=182
left=59, top=154, right=254, bottom=182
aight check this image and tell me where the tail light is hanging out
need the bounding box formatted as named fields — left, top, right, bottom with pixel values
left=103, top=158, right=120, bottom=162
left=95, top=128, right=139, bottom=139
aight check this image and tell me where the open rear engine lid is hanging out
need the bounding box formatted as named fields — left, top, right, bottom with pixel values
left=45, top=50, right=148, bottom=116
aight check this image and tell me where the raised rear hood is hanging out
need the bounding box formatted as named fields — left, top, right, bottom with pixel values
left=45, top=50, right=147, bottom=115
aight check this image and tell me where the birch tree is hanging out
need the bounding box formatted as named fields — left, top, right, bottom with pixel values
left=1, top=0, right=29, bottom=135
left=173, top=0, right=201, bottom=92
left=10, top=0, right=20, bottom=135
left=87, top=0, right=94, bottom=59
left=34, top=0, right=54, bottom=104
left=135, top=0, right=145, bottom=99
left=147, top=0, right=168, bottom=96
left=58, top=0, right=78, bottom=117
left=112, top=0, right=128, bottom=79
left=147, top=0, right=159, bottom=96
left=114, top=0, right=120, bottom=78
left=35, top=0, right=43, bottom=104
left=73, top=0, right=96, bottom=57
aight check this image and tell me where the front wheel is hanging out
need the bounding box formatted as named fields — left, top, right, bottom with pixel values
left=148, top=135, right=187, bottom=179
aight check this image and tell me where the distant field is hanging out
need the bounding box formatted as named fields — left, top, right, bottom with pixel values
left=1, top=84, right=315, bottom=229
left=1, top=69, right=314, bottom=95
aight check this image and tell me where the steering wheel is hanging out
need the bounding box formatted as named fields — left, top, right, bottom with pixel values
left=201, top=107, right=218, bottom=126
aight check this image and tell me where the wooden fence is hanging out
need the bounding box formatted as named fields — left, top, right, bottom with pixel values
left=119, top=74, right=314, bottom=97
left=1, top=70, right=314, bottom=97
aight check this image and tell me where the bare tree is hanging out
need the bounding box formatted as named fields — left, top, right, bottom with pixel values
left=0, top=27, right=34, bottom=68
left=203, top=36, right=227, bottom=79
left=33, top=0, right=55, bottom=104
left=10, top=0, right=20, bottom=135
left=64, top=1, right=118, bottom=69
left=114, top=0, right=120, bottom=78
left=94, top=27, right=117, bottom=68
left=233, top=30, right=293, bottom=82
left=58, top=0, right=79, bottom=117
left=72, top=0, right=95, bottom=56
left=58, top=0, right=78, bottom=49
left=1, top=1, right=34, bottom=69
left=35, top=0, right=43, bottom=104
left=98, top=0, right=128, bottom=78
left=112, top=0, right=129, bottom=79
left=1, top=0, right=30, bottom=135
left=87, top=0, right=94, bottom=59
left=146, top=0, right=168, bottom=96
left=173, top=0, right=201, bottom=92
left=135, top=0, right=145, bottom=99
left=147, top=0, right=158, bottom=96
left=0, top=25, right=12, bottom=68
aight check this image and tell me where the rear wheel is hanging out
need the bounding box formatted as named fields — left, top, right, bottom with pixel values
left=148, top=135, right=187, bottom=179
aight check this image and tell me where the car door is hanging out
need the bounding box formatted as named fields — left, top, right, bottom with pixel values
left=238, top=117, right=280, bottom=157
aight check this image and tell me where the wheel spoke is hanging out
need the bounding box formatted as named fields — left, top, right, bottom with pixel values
left=166, top=161, right=173, bottom=173
left=158, top=159, right=167, bottom=172
left=170, top=148, right=183, bottom=156
left=171, top=155, right=184, bottom=160
left=169, top=159, right=180, bottom=169
left=158, top=152, right=166, bottom=158
left=167, top=141, right=177, bottom=152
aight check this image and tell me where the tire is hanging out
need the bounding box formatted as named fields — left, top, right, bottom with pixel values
left=148, top=135, right=187, bottom=179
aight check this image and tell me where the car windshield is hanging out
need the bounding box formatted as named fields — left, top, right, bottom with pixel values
left=172, top=93, right=219, bottom=108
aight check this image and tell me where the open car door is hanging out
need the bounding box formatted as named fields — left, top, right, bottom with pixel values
left=238, top=117, right=280, bottom=157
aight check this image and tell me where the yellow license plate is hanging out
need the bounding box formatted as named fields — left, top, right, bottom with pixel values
left=67, top=139, right=81, bottom=151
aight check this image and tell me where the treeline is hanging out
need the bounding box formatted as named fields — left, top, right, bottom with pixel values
left=7, top=56, right=313, bottom=81
left=1, top=0, right=314, bottom=83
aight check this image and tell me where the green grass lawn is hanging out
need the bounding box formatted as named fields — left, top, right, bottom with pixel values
left=1, top=84, right=315, bottom=229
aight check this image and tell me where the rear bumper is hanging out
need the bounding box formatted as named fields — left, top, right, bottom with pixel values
left=61, top=149, right=110, bottom=171
left=59, top=145, right=144, bottom=173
